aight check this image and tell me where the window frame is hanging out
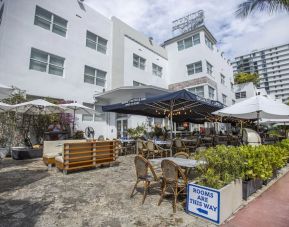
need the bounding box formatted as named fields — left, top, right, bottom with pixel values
left=34, top=6, right=68, bottom=37
left=29, top=48, right=65, bottom=76
left=86, top=30, right=108, bottom=54
left=222, top=94, right=227, bottom=104
left=206, top=61, right=213, bottom=76
left=0, top=4, right=4, bottom=26
left=235, top=91, right=246, bottom=99
left=84, top=65, right=107, bottom=87
left=221, top=74, right=225, bottom=85
left=188, top=86, right=204, bottom=97
left=133, top=54, right=146, bottom=70
left=177, top=33, right=200, bottom=51
left=152, top=63, right=163, bottom=77
left=187, top=61, right=202, bottom=75
left=208, top=86, right=215, bottom=100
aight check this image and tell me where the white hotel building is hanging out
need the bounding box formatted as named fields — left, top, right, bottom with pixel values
left=0, top=0, right=234, bottom=138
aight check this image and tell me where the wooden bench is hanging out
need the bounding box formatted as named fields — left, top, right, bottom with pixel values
left=55, top=140, right=117, bottom=174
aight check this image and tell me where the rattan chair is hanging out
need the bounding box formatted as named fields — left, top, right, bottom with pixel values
left=146, top=140, right=163, bottom=158
left=158, top=159, right=188, bottom=213
left=130, top=155, right=160, bottom=204
left=137, top=139, right=148, bottom=156
left=173, top=139, right=189, bottom=153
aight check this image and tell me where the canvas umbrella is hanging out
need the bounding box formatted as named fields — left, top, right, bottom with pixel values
left=102, top=89, right=224, bottom=139
left=59, top=103, right=96, bottom=132
left=10, top=99, right=65, bottom=114
left=213, top=95, right=289, bottom=131
left=0, top=102, right=12, bottom=112
left=0, top=83, right=12, bottom=99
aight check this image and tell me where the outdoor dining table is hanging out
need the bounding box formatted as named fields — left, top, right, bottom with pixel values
left=154, top=140, right=172, bottom=156
left=149, top=157, right=201, bottom=168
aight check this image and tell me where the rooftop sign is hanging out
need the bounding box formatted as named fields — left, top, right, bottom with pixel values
left=172, top=10, right=204, bottom=36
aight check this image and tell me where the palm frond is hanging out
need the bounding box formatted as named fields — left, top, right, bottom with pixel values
left=236, top=0, right=289, bottom=18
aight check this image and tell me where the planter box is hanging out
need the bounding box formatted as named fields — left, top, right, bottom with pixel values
left=187, top=179, right=242, bottom=225
left=242, top=178, right=263, bottom=200
left=11, top=147, right=43, bottom=160
left=0, top=147, right=9, bottom=159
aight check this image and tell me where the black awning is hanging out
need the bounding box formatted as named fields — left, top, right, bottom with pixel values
left=102, top=89, right=225, bottom=123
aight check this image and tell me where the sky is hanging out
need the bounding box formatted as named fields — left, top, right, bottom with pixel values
left=85, top=0, right=289, bottom=60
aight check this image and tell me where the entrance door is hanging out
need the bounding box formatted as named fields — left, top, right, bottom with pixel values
left=116, top=119, right=128, bottom=138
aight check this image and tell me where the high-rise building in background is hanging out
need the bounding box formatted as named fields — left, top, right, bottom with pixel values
left=232, top=44, right=289, bottom=102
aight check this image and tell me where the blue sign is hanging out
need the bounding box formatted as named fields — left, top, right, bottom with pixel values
left=187, top=183, right=220, bottom=224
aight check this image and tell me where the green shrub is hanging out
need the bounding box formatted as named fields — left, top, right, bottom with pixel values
left=195, top=141, right=289, bottom=189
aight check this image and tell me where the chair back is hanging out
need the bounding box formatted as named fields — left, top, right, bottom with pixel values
left=175, top=139, right=183, bottom=148
left=137, top=139, right=144, bottom=149
left=161, top=160, right=178, bottom=182
left=134, top=155, right=158, bottom=180
left=146, top=141, right=155, bottom=151
left=174, top=152, right=189, bottom=159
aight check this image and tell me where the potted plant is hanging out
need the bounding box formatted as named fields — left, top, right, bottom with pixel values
left=127, top=124, right=147, bottom=139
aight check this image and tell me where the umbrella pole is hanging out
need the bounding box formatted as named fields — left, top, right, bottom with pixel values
left=170, top=110, right=173, bottom=157
left=257, top=111, right=260, bottom=133
left=72, top=109, right=76, bottom=134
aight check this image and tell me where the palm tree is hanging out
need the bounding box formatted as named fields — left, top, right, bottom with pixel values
left=236, top=0, right=289, bottom=18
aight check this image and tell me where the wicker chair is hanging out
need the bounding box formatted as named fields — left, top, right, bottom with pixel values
left=174, top=152, right=189, bottom=159
left=158, top=159, right=188, bottom=213
left=137, top=139, right=148, bottom=156
left=173, top=139, right=189, bottom=153
left=146, top=141, right=163, bottom=158
left=130, top=155, right=160, bottom=204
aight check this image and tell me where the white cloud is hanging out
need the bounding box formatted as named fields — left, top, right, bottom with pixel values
left=85, top=0, right=289, bottom=59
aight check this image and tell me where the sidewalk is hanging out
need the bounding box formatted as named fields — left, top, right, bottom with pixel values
left=223, top=172, right=289, bottom=227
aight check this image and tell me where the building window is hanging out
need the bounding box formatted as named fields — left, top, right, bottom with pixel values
left=205, top=35, right=213, bottom=49
left=208, top=86, right=215, bottom=100
left=82, top=103, right=94, bottom=121
left=206, top=61, right=213, bottom=76
left=192, top=33, right=200, bottom=45
left=188, top=86, right=204, bottom=97
left=187, top=61, right=202, bottom=75
left=133, top=54, right=146, bottom=70
left=86, top=31, right=107, bottom=54
left=222, top=94, right=227, bottom=104
left=221, top=74, right=225, bottom=85
left=152, top=63, right=162, bottom=77
left=34, top=6, right=67, bottom=37
left=82, top=103, right=105, bottom=122
left=0, top=4, right=4, bottom=26
left=177, top=33, right=200, bottom=51
left=133, top=81, right=146, bottom=86
left=84, top=65, right=106, bottom=87
left=29, top=48, right=65, bottom=76
left=235, top=91, right=246, bottom=99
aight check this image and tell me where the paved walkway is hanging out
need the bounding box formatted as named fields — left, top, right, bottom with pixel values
left=223, top=172, right=289, bottom=227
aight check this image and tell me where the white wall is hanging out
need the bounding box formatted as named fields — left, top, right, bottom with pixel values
left=0, top=0, right=112, bottom=104
left=123, top=37, right=168, bottom=88
left=165, top=30, right=235, bottom=105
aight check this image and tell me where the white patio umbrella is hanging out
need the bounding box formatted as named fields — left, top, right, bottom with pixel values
left=213, top=96, right=289, bottom=119
left=0, top=83, right=12, bottom=99
left=0, top=102, right=12, bottom=112
left=10, top=99, right=65, bottom=114
left=59, top=103, right=96, bottom=132
left=213, top=95, right=289, bottom=131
